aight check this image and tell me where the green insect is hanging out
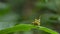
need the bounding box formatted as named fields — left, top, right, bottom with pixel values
left=32, top=19, right=40, bottom=26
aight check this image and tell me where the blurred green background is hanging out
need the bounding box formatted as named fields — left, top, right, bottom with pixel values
left=0, top=0, right=60, bottom=34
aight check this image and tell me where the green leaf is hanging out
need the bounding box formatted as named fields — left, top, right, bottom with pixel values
left=0, top=24, right=59, bottom=34
left=38, top=26, right=59, bottom=34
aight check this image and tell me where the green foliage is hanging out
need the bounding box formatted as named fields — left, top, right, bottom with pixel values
left=0, top=3, right=10, bottom=16
left=0, top=24, right=59, bottom=34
